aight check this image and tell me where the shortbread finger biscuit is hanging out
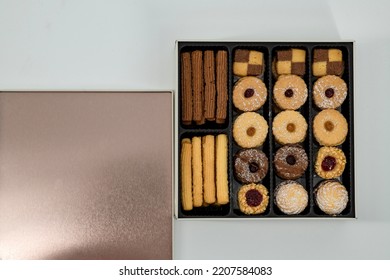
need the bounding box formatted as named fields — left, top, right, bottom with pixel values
left=192, top=137, right=203, bottom=207
left=216, top=50, right=228, bottom=124
left=181, top=52, right=192, bottom=125
left=181, top=138, right=193, bottom=211
left=203, top=135, right=216, bottom=204
left=192, top=50, right=203, bottom=122
left=204, top=50, right=216, bottom=121
left=216, top=134, right=229, bottom=205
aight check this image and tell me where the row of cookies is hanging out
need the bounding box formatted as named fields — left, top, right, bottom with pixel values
left=231, top=50, right=271, bottom=215
left=180, top=135, right=229, bottom=211
left=231, top=47, right=349, bottom=216
left=311, top=48, right=350, bottom=215
left=233, top=47, right=345, bottom=78
left=180, top=50, right=228, bottom=126
left=270, top=62, right=310, bottom=215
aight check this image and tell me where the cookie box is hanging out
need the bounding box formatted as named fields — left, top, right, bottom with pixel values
left=175, top=41, right=355, bottom=219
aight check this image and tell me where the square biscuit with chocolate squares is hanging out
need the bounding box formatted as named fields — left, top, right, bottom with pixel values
left=313, top=48, right=344, bottom=77
left=233, top=49, right=264, bottom=77
left=275, top=48, right=306, bottom=76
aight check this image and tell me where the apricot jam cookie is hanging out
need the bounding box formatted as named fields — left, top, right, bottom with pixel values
left=272, top=110, right=307, bottom=144
left=273, top=75, right=308, bottom=110
left=274, top=181, right=308, bottom=215
left=313, top=109, right=348, bottom=146
left=238, top=183, right=269, bottom=215
left=233, top=112, right=268, bottom=148
left=315, top=180, right=348, bottom=215
left=233, top=77, right=267, bottom=111
left=274, top=144, right=308, bottom=180
left=313, top=75, right=347, bottom=109
left=315, top=147, right=346, bottom=179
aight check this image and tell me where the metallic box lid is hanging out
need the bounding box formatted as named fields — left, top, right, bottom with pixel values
left=0, top=91, right=173, bottom=260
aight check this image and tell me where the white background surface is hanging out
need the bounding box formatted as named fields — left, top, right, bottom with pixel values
left=1, top=0, right=389, bottom=259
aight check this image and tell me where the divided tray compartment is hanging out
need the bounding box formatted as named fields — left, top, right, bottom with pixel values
left=177, top=41, right=355, bottom=219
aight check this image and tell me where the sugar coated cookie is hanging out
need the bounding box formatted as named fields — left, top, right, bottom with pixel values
left=233, top=76, right=267, bottom=111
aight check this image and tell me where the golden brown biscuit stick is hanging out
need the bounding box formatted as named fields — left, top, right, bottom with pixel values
left=181, top=52, right=192, bottom=125
left=192, top=137, right=203, bottom=207
left=216, top=50, right=228, bottom=124
left=204, top=50, right=216, bottom=121
left=191, top=50, right=203, bottom=123
left=216, top=134, right=229, bottom=205
left=202, top=135, right=216, bottom=204
left=181, top=138, right=193, bottom=211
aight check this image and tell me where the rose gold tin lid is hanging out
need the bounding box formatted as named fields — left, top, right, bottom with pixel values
left=0, top=91, right=173, bottom=260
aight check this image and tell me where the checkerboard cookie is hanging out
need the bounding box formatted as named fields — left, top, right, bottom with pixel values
left=274, top=48, right=306, bottom=77
left=233, top=49, right=264, bottom=77
left=313, top=48, right=344, bottom=77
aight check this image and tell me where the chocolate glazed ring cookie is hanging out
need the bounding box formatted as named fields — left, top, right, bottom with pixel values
left=233, top=112, right=268, bottom=148
left=234, top=149, right=269, bottom=183
left=238, top=183, right=269, bottom=215
left=313, top=75, right=347, bottom=109
left=233, top=77, right=267, bottom=112
left=273, top=75, right=308, bottom=110
left=274, top=144, right=308, bottom=180
left=313, top=109, right=348, bottom=146
left=272, top=110, right=307, bottom=144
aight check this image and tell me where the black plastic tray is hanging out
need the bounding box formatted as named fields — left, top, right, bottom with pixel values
left=177, top=41, right=355, bottom=218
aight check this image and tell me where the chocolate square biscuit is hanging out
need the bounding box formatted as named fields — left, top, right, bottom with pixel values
left=275, top=48, right=306, bottom=76
left=233, top=49, right=264, bottom=77
left=313, top=48, right=344, bottom=76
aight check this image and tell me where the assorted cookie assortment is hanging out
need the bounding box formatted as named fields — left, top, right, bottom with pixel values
left=178, top=42, right=354, bottom=218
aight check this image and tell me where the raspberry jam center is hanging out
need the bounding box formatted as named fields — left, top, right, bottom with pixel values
left=325, top=88, right=335, bottom=98
left=244, top=88, right=255, bottom=98
left=249, top=162, right=259, bottom=173
left=284, top=89, right=294, bottom=98
left=245, top=189, right=263, bottom=207
left=321, top=156, right=337, bottom=171
left=286, top=155, right=296, bottom=165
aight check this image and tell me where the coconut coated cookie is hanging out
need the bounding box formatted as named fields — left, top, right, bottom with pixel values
left=274, top=181, right=308, bottom=215
left=315, top=180, right=348, bottom=215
